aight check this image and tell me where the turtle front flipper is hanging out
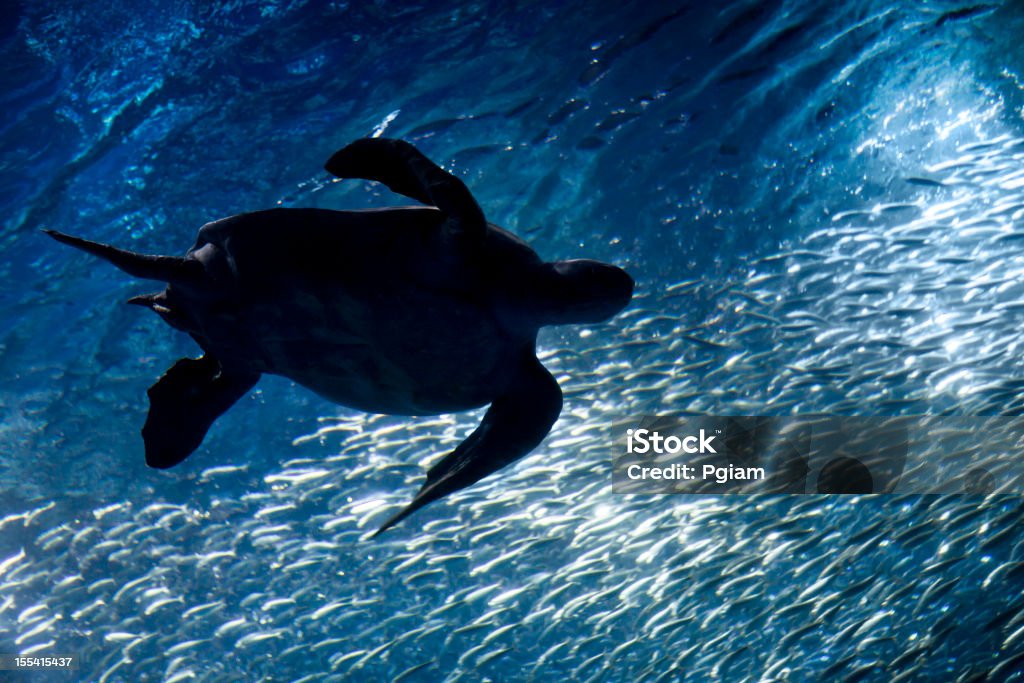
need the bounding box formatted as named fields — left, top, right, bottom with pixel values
left=324, top=138, right=485, bottom=243
left=142, top=356, right=259, bottom=469
left=372, top=353, right=563, bottom=537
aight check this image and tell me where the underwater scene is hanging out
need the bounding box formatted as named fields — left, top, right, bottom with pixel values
left=3, top=0, right=1024, bottom=681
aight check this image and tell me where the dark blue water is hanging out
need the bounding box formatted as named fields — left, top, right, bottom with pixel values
left=3, top=1, right=1024, bottom=681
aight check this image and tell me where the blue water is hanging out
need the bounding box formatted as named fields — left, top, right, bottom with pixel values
left=3, top=1, right=1024, bottom=681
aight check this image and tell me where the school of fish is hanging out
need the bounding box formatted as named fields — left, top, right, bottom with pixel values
left=3, top=134, right=1024, bottom=682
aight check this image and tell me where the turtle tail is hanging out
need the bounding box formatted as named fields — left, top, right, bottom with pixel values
left=43, top=229, right=204, bottom=288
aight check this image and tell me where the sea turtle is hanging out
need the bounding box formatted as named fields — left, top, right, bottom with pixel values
left=45, top=138, right=634, bottom=534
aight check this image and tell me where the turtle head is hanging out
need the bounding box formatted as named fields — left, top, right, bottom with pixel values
left=534, top=259, right=634, bottom=326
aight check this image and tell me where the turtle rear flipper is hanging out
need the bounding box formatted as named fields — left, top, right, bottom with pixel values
left=372, top=353, right=563, bottom=536
left=143, top=356, right=259, bottom=469
left=324, top=138, right=485, bottom=244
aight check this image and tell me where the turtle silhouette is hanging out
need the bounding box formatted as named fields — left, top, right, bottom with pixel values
left=46, top=138, right=634, bottom=534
